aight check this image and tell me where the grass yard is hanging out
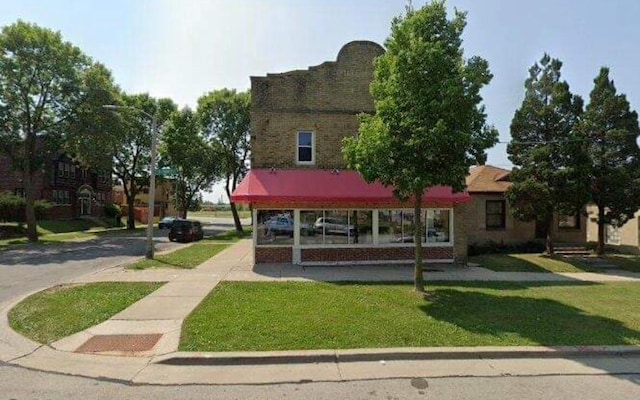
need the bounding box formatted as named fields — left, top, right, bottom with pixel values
left=180, top=281, right=640, bottom=351
left=469, top=253, right=597, bottom=273
left=128, top=242, right=229, bottom=270
left=9, top=282, right=163, bottom=344
left=603, top=254, right=640, bottom=273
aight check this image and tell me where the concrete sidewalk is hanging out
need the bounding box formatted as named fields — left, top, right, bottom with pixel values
left=1, top=239, right=640, bottom=385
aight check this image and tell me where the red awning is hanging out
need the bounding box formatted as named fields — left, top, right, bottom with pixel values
left=231, top=169, right=470, bottom=207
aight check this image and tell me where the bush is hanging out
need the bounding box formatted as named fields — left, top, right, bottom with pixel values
left=0, top=192, right=51, bottom=222
left=468, top=240, right=545, bottom=257
left=103, top=203, right=122, bottom=227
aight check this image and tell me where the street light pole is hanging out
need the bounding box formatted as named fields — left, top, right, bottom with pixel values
left=146, top=114, right=158, bottom=259
left=103, top=104, right=158, bottom=259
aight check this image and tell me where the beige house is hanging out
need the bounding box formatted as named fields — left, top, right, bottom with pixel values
left=112, top=180, right=177, bottom=221
left=466, top=165, right=586, bottom=246
left=586, top=205, right=640, bottom=254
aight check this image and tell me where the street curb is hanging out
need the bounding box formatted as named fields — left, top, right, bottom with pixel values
left=155, top=345, right=640, bottom=366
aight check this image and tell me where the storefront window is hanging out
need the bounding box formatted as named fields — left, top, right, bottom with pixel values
left=379, top=210, right=415, bottom=243
left=426, top=209, right=451, bottom=243
left=300, top=209, right=373, bottom=246
left=257, top=210, right=294, bottom=245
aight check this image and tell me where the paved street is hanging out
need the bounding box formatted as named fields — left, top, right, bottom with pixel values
left=0, top=218, right=244, bottom=304
left=0, top=363, right=638, bottom=400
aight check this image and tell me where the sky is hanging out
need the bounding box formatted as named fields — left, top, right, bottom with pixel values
left=3, top=0, right=640, bottom=203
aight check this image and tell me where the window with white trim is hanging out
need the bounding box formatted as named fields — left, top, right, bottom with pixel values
left=296, top=131, right=314, bottom=164
left=426, top=209, right=451, bottom=243
left=299, top=210, right=373, bottom=246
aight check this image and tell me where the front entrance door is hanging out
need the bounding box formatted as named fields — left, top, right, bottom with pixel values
left=80, top=197, right=91, bottom=215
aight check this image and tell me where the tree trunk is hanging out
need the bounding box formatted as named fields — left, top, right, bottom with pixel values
left=596, top=205, right=605, bottom=256
left=24, top=136, right=38, bottom=243
left=413, top=193, right=424, bottom=293
left=24, top=170, right=38, bottom=243
left=225, top=184, right=243, bottom=234
left=126, top=184, right=136, bottom=230
left=545, top=215, right=554, bottom=255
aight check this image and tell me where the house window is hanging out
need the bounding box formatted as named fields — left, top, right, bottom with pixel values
left=296, top=131, right=314, bottom=164
left=13, top=189, right=25, bottom=198
left=605, top=224, right=620, bottom=245
left=53, top=190, right=70, bottom=206
left=426, top=209, right=451, bottom=243
left=486, top=200, right=506, bottom=230
left=57, top=162, right=64, bottom=177
left=558, top=214, right=580, bottom=229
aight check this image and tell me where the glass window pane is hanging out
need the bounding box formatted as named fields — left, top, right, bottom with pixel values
left=300, top=210, right=323, bottom=245
left=379, top=210, right=413, bottom=243
left=402, top=210, right=415, bottom=242
left=321, top=210, right=349, bottom=245
left=298, top=147, right=312, bottom=162
left=298, top=132, right=313, bottom=146
left=427, top=209, right=451, bottom=243
left=257, top=210, right=294, bottom=245
left=349, top=210, right=373, bottom=244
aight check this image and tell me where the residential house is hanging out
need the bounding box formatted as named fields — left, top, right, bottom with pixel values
left=585, top=205, right=640, bottom=254
left=466, top=165, right=586, bottom=246
left=112, top=180, right=177, bottom=222
left=0, top=152, right=112, bottom=220
left=231, top=41, right=470, bottom=265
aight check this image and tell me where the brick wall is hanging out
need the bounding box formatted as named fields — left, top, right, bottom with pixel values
left=251, top=41, right=384, bottom=170
left=301, top=246, right=453, bottom=263
left=255, top=247, right=293, bottom=263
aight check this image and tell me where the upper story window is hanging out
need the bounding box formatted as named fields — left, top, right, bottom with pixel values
left=558, top=214, right=580, bottom=229
left=486, top=200, right=506, bottom=230
left=296, top=131, right=314, bottom=165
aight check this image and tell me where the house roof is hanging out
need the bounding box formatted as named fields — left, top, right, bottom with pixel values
left=465, top=165, right=512, bottom=193
left=231, top=169, right=471, bottom=207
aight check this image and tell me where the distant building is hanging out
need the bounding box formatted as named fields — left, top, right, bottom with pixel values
left=0, top=152, right=112, bottom=220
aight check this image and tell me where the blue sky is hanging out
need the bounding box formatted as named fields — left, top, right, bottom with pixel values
left=3, top=0, right=640, bottom=202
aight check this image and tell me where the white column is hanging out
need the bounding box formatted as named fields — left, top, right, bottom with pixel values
left=293, top=209, right=301, bottom=264
left=373, top=210, right=379, bottom=245
left=252, top=208, right=258, bottom=248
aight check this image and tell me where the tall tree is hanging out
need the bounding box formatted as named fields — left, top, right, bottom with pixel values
left=161, top=107, right=219, bottom=219
left=507, top=54, right=586, bottom=255
left=577, top=68, right=640, bottom=255
left=111, top=94, right=176, bottom=229
left=0, top=21, right=95, bottom=242
left=343, top=1, right=497, bottom=293
left=198, top=89, right=250, bottom=233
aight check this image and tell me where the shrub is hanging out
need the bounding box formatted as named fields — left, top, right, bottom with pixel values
left=0, top=192, right=51, bottom=223
left=104, top=203, right=121, bottom=219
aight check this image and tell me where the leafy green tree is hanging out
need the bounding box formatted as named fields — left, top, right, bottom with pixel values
left=111, top=94, right=177, bottom=229
left=0, top=21, right=96, bottom=242
left=507, top=54, right=586, bottom=254
left=161, top=107, right=219, bottom=219
left=577, top=68, right=640, bottom=255
left=343, top=2, right=497, bottom=292
left=198, top=89, right=250, bottom=233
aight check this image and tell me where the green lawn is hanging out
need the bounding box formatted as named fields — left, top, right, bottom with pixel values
left=9, top=282, right=163, bottom=344
left=189, top=210, right=252, bottom=219
left=128, top=242, right=229, bottom=270
left=603, top=254, right=640, bottom=273
left=469, top=253, right=597, bottom=273
left=180, top=281, right=640, bottom=351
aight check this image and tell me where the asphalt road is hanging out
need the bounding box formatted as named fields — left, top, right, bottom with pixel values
left=0, top=363, right=638, bottom=400
left=0, top=218, right=244, bottom=304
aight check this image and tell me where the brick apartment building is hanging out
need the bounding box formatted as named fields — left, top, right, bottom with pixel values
left=0, top=152, right=113, bottom=220
left=231, top=41, right=470, bottom=265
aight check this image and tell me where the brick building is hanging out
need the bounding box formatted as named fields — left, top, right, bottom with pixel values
left=0, top=152, right=112, bottom=220
left=232, top=41, right=471, bottom=265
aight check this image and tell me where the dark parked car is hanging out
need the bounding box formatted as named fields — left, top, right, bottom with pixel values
left=159, top=216, right=178, bottom=230
left=168, top=220, right=204, bottom=242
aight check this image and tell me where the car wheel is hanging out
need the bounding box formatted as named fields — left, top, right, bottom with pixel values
left=301, top=228, right=309, bottom=236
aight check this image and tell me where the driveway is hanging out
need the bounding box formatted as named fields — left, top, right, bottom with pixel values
left=0, top=218, right=247, bottom=304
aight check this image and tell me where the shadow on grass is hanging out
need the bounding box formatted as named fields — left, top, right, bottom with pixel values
left=328, top=280, right=600, bottom=290
left=422, top=288, right=640, bottom=385
left=471, top=253, right=599, bottom=273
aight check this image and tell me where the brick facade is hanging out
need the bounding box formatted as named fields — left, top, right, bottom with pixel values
left=0, top=151, right=112, bottom=220
left=301, top=246, right=453, bottom=263
left=255, top=247, right=293, bottom=264
left=251, top=41, right=384, bottom=170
